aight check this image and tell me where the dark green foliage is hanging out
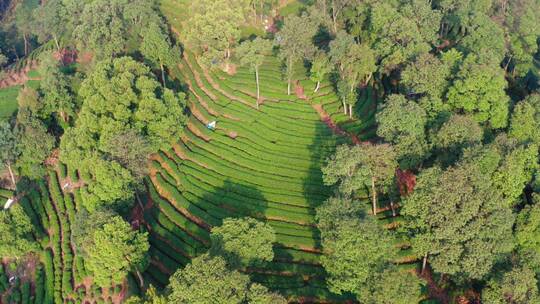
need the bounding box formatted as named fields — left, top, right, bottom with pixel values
left=401, top=162, right=515, bottom=280
left=0, top=204, right=38, bottom=258
left=14, top=115, right=55, bottom=179
left=210, top=217, right=276, bottom=267
left=482, top=264, right=539, bottom=304
left=376, top=94, right=428, bottom=169
left=43, top=250, right=54, bottom=304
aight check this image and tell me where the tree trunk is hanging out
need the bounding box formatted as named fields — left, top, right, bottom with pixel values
left=504, top=55, right=513, bottom=73
left=349, top=104, right=353, bottom=118
left=314, top=81, right=320, bottom=92
left=371, top=177, right=377, bottom=215
left=287, top=57, right=292, bottom=95
left=390, top=201, right=396, bottom=217
left=125, top=256, right=145, bottom=289
left=255, top=67, right=260, bottom=107
left=60, top=111, right=68, bottom=123
left=331, top=0, right=338, bottom=33
left=365, top=73, right=373, bottom=85
left=53, top=35, right=60, bottom=52
left=23, top=34, right=28, bottom=56
left=12, top=47, right=19, bottom=61
left=287, top=78, right=291, bottom=95
left=135, top=192, right=144, bottom=210
left=342, top=99, right=347, bottom=115
left=421, top=253, right=428, bottom=275
left=7, top=162, right=16, bottom=188
left=160, top=63, right=166, bottom=87
left=135, top=269, right=144, bottom=290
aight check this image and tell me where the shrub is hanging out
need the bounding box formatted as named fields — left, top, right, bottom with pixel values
left=34, top=266, right=45, bottom=304
left=43, top=250, right=55, bottom=304
left=58, top=163, right=67, bottom=179
left=21, top=281, right=30, bottom=304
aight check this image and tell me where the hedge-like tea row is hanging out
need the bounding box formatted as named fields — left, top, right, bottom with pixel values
left=43, top=249, right=55, bottom=304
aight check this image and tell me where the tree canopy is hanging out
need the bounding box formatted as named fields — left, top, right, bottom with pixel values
left=401, top=162, right=515, bottom=280
left=84, top=216, right=149, bottom=287
left=376, top=94, right=428, bottom=169
left=210, top=217, right=276, bottom=267
left=167, top=254, right=284, bottom=304
left=0, top=204, right=38, bottom=259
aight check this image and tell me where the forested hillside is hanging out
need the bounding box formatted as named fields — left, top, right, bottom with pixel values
left=0, top=0, right=539, bottom=303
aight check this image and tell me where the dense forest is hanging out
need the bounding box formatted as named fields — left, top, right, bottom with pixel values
left=0, top=0, right=539, bottom=303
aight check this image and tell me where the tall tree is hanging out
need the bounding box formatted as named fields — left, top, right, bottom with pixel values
left=376, top=94, right=428, bottom=169
left=401, top=162, right=515, bottom=279
left=102, top=129, right=152, bottom=188
left=432, top=114, right=484, bottom=166
left=125, top=286, right=167, bottom=304
left=401, top=53, right=452, bottom=100
left=458, top=14, right=506, bottom=65
left=329, top=31, right=354, bottom=115
left=330, top=0, right=353, bottom=33
left=360, top=267, right=425, bottom=304
left=347, top=1, right=441, bottom=74
left=73, top=0, right=128, bottom=59
left=482, top=265, right=539, bottom=304
left=0, top=122, right=19, bottom=186
left=84, top=216, right=149, bottom=288
left=501, top=0, right=540, bottom=76
left=509, top=94, right=540, bottom=145
left=167, top=254, right=285, bottom=304
left=515, top=194, right=540, bottom=269
left=60, top=57, right=186, bottom=167
left=72, top=208, right=117, bottom=254
left=15, top=117, right=55, bottom=180
left=329, top=31, right=376, bottom=117
left=319, top=214, right=396, bottom=297
left=236, top=37, right=273, bottom=107
left=79, top=157, right=134, bottom=212
left=38, top=54, right=75, bottom=123
left=323, top=143, right=397, bottom=215
left=493, top=143, right=539, bottom=206
left=0, top=204, right=38, bottom=259
left=182, top=0, right=247, bottom=70
left=140, top=22, right=178, bottom=86
left=14, top=3, right=34, bottom=56
left=309, top=53, right=331, bottom=93
left=316, top=195, right=423, bottom=302
left=275, top=14, right=317, bottom=95
left=446, top=55, right=509, bottom=129
left=210, top=217, right=276, bottom=267
left=32, top=0, right=68, bottom=51
left=340, top=43, right=376, bottom=118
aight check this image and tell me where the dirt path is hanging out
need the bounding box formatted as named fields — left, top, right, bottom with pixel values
left=184, top=53, right=256, bottom=109
left=178, top=61, right=217, bottom=101
left=419, top=268, right=450, bottom=304
left=311, top=104, right=361, bottom=145
left=0, top=61, right=39, bottom=89
left=181, top=74, right=220, bottom=117
left=178, top=61, right=218, bottom=101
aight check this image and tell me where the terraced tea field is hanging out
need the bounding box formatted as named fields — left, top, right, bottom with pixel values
left=136, top=33, right=390, bottom=300
left=1, top=167, right=129, bottom=304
